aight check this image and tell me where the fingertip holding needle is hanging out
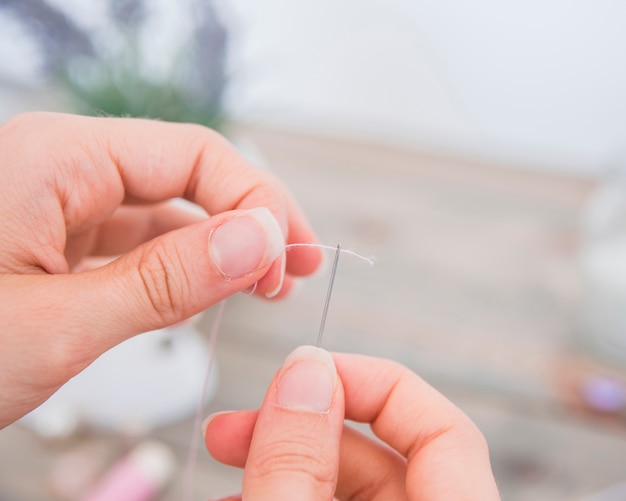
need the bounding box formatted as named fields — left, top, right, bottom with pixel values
left=316, top=243, right=341, bottom=347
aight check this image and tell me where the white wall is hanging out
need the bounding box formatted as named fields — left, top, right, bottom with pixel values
left=223, top=0, right=626, bottom=175
left=2, top=1, right=624, bottom=174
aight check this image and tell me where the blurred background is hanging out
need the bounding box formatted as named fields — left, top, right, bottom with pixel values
left=1, top=0, right=626, bottom=500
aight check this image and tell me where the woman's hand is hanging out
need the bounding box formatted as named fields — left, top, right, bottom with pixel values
left=204, top=347, right=501, bottom=500
left=0, top=112, right=322, bottom=428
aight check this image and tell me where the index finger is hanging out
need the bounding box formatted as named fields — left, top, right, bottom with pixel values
left=95, top=115, right=324, bottom=281
left=3, top=113, right=322, bottom=280
left=333, top=353, right=500, bottom=501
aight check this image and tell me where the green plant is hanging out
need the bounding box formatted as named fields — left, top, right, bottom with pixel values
left=0, top=0, right=228, bottom=129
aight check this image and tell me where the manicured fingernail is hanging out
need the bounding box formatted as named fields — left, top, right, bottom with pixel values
left=276, top=346, right=336, bottom=413
left=265, top=249, right=286, bottom=298
left=209, top=208, right=284, bottom=278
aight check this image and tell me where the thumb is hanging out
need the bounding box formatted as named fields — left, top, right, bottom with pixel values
left=0, top=207, right=284, bottom=427
left=242, top=346, right=344, bottom=501
left=83, top=206, right=284, bottom=345
left=9, top=207, right=283, bottom=370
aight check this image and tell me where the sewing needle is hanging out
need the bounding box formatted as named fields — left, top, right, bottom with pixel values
left=316, top=243, right=341, bottom=347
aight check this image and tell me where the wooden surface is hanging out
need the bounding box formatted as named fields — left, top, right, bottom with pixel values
left=2, top=126, right=626, bottom=500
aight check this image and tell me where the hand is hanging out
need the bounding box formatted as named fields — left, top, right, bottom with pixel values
left=204, top=347, right=501, bottom=500
left=0, top=112, right=322, bottom=428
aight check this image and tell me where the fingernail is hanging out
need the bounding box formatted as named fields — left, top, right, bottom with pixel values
left=201, top=411, right=233, bottom=439
left=209, top=208, right=284, bottom=278
left=265, top=249, right=286, bottom=298
left=201, top=414, right=214, bottom=439
left=276, top=346, right=336, bottom=413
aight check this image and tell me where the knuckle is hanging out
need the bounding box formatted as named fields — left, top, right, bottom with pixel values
left=464, top=418, right=491, bottom=453
left=187, top=122, right=226, bottom=146
left=251, top=437, right=337, bottom=492
left=135, top=240, right=189, bottom=325
left=443, top=410, right=492, bottom=459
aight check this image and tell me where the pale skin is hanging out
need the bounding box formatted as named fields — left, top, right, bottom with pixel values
left=204, top=348, right=501, bottom=500
left=0, top=112, right=500, bottom=499
left=0, top=111, right=322, bottom=428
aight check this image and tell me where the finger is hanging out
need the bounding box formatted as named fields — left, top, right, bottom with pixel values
left=2, top=113, right=322, bottom=294
left=204, top=355, right=499, bottom=500
left=204, top=410, right=259, bottom=467
left=255, top=184, right=323, bottom=297
left=333, top=353, right=500, bottom=501
left=65, top=202, right=206, bottom=267
left=278, top=180, right=323, bottom=277
left=91, top=207, right=284, bottom=342
left=90, top=202, right=206, bottom=256
left=206, top=412, right=409, bottom=501
left=0, top=208, right=285, bottom=426
left=335, top=425, right=408, bottom=501
left=91, top=200, right=318, bottom=298
left=80, top=202, right=315, bottom=299
left=101, top=119, right=321, bottom=295
left=242, top=346, right=344, bottom=501
left=254, top=248, right=286, bottom=298
left=104, top=116, right=322, bottom=290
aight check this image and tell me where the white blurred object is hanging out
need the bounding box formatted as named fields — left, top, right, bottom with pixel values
left=226, top=0, right=626, bottom=173
left=20, top=320, right=217, bottom=434
left=578, top=161, right=626, bottom=366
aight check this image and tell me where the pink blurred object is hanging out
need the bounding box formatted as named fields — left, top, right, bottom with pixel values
left=80, top=441, right=175, bottom=501
left=581, top=375, right=626, bottom=413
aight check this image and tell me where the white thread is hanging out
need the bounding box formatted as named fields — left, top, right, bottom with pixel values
left=182, top=300, right=226, bottom=501
left=242, top=282, right=258, bottom=296
left=242, top=244, right=374, bottom=298
left=183, top=243, right=373, bottom=499
left=285, top=243, right=375, bottom=266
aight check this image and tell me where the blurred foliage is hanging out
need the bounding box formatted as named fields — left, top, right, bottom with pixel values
left=0, top=0, right=228, bottom=129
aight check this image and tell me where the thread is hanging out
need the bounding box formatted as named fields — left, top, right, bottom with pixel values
left=182, top=243, right=373, bottom=500
left=285, top=243, right=375, bottom=266
left=242, top=282, right=258, bottom=296
left=182, top=300, right=225, bottom=501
